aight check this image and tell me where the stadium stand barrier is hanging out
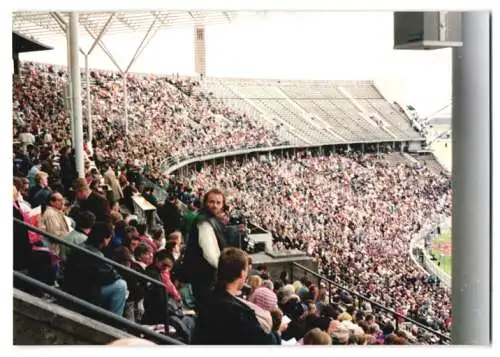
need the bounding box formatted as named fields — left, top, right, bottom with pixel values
left=159, top=139, right=413, bottom=176
left=14, top=271, right=183, bottom=345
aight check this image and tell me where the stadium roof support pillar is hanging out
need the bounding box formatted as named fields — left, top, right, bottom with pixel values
left=451, top=11, right=491, bottom=345
left=69, top=12, right=85, bottom=178
left=84, top=55, right=92, bottom=143
left=51, top=12, right=87, bottom=150
left=66, top=24, right=75, bottom=150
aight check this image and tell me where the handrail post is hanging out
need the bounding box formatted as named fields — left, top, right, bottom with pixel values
left=328, top=282, right=332, bottom=304
left=163, top=291, right=170, bottom=339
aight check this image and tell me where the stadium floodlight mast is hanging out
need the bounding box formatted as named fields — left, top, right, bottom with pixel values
left=394, top=11, right=491, bottom=345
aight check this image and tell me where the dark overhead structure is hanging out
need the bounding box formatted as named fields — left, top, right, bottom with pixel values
left=12, top=31, right=53, bottom=75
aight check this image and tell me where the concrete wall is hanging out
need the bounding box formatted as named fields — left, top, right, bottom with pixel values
left=13, top=288, right=133, bottom=345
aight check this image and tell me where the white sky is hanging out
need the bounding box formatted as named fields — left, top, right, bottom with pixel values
left=19, top=11, right=452, bottom=118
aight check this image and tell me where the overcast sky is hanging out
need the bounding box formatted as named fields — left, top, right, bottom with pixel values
left=20, top=11, right=452, bottom=118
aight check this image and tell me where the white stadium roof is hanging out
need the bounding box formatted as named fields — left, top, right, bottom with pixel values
left=12, top=11, right=239, bottom=42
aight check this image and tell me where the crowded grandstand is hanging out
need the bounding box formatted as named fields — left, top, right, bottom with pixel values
left=12, top=11, right=454, bottom=345
left=13, top=59, right=453, bottom=345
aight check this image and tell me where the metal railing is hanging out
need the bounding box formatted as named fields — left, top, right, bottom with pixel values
left=13, top=271, right=183, bottom=345
left=291, top=262, right=451, bottom=344
left=160, top=139, right=426, bottom=176
left=13, top=218, right=181, bottom=344
left=408, top=215, right=452, bottom=290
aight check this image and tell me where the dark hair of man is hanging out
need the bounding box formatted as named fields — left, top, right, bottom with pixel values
left=114, top=246, right=132, bottom=266
left=165, top=240, right=177, bottom=255
left=321, top=304, right=339, bottom=320
left=128, top=218, right=138, bottom=228
left=366, top=325, right=379, bottom=335
left=150, top=226, right=164, bottom=240
left=75, top=210, right=96, bottom=230
left=124, top=225, right=137, bottom=236
left=86, top=221, right=114, bottom=248
left=260, top=272, right=270, bottom=281
left=256, top=264, right=267, bottom=272
left=114, top=220, right=127, bottom=237
left=134, top=243, right=151, bottom=261
left=136, top=221, right=148, bottom=235
left=72, top=177, right=89, bottom=193
left=154, top=249, right=174, bottom=263
left=355, top=310, right=365, bottom=322
left=216, top=247, right=248, bottom=286
left=48, top=192, right=61, bottom=204
left=382, top=322, right=395, bottom=335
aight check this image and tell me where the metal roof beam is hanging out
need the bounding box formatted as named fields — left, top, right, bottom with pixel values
left=154, top=11, right=169, bottom=27
left=13, top=11, right=240, bottom=45
left=116, top=13, right=137, bottom=31
left=18, top=12, right=63, bottom=36
left=84, top=24, right=123, bottom=73
left=50, top=11, right=67, bottom=31
left=87, top=12, right=115, bottom=56
left=125, top=12, right=161, bottom=73
left=223, top=11, right=232, bottom=22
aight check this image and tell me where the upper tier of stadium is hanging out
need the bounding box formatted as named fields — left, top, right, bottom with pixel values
left=202, top=77, right=424, bottom=145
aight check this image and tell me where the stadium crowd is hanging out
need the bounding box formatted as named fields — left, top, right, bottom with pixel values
left=13, top=62, right=282, bottom=186
left=180, top=153, right=452, bottom=340
left=13, top=61, right=452, bottom=345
